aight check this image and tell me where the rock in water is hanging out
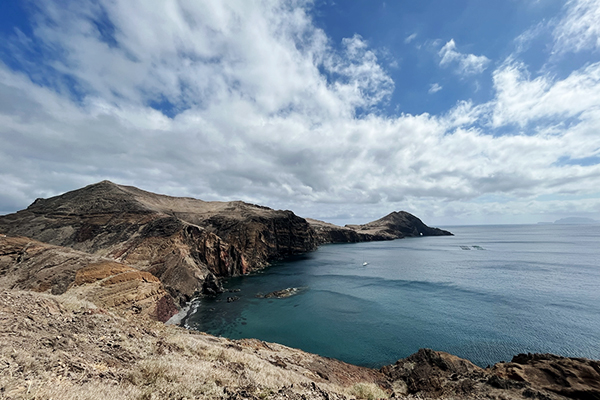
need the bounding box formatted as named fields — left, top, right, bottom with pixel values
left=201, top=272, right=224, bottom=296
left=261, top=287, right=306, bottom=299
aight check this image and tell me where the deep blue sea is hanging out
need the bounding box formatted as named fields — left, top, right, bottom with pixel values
left=185, top=224, right=600, bottom=368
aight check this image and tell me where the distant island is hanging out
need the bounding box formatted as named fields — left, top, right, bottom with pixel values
left=538, top=217, right=599, bottom=225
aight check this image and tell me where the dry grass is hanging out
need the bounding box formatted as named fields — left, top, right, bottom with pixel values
left=0, top=289, right=389, bottom=400
left=349, top=383, right=389, bottom=400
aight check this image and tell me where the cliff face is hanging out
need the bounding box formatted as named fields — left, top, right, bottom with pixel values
left=0, top=236, right=177, bottom=322
left=0, top=181, right=318, bottom=304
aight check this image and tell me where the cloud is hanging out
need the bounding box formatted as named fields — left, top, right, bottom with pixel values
left=325, top=34, right=395, bottom=110
left=438, top=39, right=490, bottom=75
left=491, top=61, right=600, bottom=128
left=428, top=83, right=442, bottom=94
left=1, top=0, right=600, bottom=225
left=404, top=33, right=417, bottom=44
left=553, top=0, right=600, bottom=54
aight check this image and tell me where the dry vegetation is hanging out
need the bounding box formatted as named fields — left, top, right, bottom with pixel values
left=0, top=290, right=388, bottom=400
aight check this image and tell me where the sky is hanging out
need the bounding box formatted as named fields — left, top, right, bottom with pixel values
left=1, top=0, right=600, bottom=226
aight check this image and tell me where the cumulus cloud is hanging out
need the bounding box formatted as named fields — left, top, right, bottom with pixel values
left=438, top=39, right=490, bottom=75
left=491, top=61, right=600, bottom=128
left=1, top=0, right=600, bottom=224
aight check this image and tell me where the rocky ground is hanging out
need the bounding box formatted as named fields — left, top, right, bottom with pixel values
left=0, top=290, right=387, bottom=400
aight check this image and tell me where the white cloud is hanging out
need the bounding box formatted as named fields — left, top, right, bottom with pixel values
left=404, top=33, right=417, bottom=44
left=1, top=0, right=600, bottom=225
left=438, top=39, right=490, bottom=75
left=553, top=0, right=600, bottom=54
left=514, top=21, right=548, bottom=54
left=428, top=83, right=442, bottom=94
left=491, top=61, right=600, bottom=128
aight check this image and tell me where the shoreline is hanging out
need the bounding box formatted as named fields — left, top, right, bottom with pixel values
left=2, top=288, right=599, bottom=399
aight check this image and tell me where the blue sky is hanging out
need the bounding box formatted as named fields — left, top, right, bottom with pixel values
left=1, top=0, right=600, bottom=225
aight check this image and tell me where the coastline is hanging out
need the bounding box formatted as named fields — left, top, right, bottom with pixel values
left=1, top=183, right=599, bottom=398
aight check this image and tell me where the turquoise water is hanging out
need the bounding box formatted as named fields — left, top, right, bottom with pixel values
left=185, top=224, right=600, bottom=368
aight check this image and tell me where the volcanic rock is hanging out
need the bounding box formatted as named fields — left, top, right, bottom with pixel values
left=381, top=348, right=600, bottom=399
left=0, top=235, right=177, bottom=322
left=260, top=287, right=306, bottom=299
left=0, top=181, right=318, bottom=304
left=201, top=272, right=224, bottom=296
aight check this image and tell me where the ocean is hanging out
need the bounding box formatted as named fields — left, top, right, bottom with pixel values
left=184, top=224, right=600, bottom=368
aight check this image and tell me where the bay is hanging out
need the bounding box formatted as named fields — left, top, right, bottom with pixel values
left=185, top=224, right=600, bottom=368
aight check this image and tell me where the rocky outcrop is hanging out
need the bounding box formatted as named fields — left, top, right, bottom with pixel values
left=201, top=272, right=224, bottom=296
left=492, top=353, right=600, bottom=400
left=381, top=348, right=600, bottom=399
left=308, top=211, right=451, bottom=244
left=345, top=211, right=452, bottom=240
left=381, top=348, right=486, bottom=397
left=0, top=236, right=177, bottom=322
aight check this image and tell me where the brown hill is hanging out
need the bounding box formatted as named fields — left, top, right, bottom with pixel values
left=0, top=181, right=317, bottom=305
left=345, top=211, right=452, bottom=240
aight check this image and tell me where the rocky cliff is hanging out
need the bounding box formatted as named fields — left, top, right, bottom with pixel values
left=0, top=181, right=318, bottom=304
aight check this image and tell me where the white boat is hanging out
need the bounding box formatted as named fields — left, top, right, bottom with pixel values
left=363, top=262, right=368, bottom=266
